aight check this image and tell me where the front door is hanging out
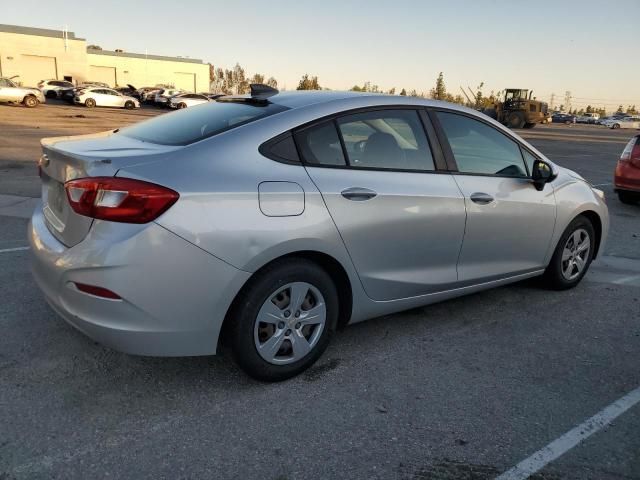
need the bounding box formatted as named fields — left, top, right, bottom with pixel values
left=296, top=109, right=467, bottom=301
left=433, top=110, right=556, bottom=283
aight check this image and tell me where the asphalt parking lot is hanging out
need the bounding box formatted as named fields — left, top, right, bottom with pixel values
left=1, top=103, right=639, bottom=480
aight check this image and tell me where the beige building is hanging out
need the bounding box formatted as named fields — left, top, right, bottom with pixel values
left=0, top=24, right=210, bottom=92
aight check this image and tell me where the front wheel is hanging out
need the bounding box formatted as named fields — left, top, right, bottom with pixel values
left=229, top=258, right=338, bottom=381
left=124, top=100, right=135, bottom=110
left=612, top=124, right=620, bottom=129
left=507, top=111, right=525, bottom=129
left=84, top=98, right=96, bottom=108
left=23, top=95, right=38, bottom=108
left=543, top=216, right=595, bottom=290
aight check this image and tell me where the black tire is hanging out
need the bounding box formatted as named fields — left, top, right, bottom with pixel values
left=23, top=95, right=38, bottom=108
left=612, top=124, right=620, bottom=129
left=618, top=191, right=639, bottom=205
left=84, top=98, right=96, bottom=108
left=178, top=102, right=187, bottom=109
left=543, top=216, right=596, bottom=290
left=45, top=90, right=57, bottom=99
left=523, top=122, right=536, bottom=129
left=507, top=111, right=525, bottom=129
left=482, top=108, right=497, bottom=120
left=124, top=100, right=135, bottom=110
left=229, top=258, right=339, bottom=382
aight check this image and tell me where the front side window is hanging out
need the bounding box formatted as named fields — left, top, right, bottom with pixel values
left=336, top=110, right=435, bottom=170
left=0, top=78, right=13, bottom=87
left=295, top=122, right=346, bottom=166
left=436, top=111, right=527, bottom=177
left=119, top=100, right=288, bottom=146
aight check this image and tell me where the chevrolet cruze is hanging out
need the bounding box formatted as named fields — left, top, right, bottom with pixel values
left=30, top=85, right=609, bottom=381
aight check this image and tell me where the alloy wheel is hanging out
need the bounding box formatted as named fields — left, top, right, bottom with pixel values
left=253, top=282, right=326, bottom=365
left=561, top=228, right=590, bottom=281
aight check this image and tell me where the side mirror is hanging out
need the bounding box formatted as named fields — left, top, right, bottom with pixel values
left=532, top=160, right=553, bottom=191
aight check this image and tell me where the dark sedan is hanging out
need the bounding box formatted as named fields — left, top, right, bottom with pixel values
left=552, top=113, right=577, bottom=124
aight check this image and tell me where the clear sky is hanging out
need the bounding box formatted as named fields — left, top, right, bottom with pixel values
left=4, top=0, right=639, bottom=110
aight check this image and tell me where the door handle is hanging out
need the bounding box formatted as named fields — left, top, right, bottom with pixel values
left=470, top=192, right=494, bottom=205
left=341, top=187, right=377, bottom=201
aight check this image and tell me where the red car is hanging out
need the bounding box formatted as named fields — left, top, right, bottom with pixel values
left=615, top=134, right=640, bottom=204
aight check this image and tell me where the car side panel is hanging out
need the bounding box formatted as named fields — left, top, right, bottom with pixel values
left=545, top=170, right=609, bottom=264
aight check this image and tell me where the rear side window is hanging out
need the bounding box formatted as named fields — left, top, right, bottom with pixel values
left=336, top=110, right=435, bottom=170
left=118, top=101, right=288, bottom=146
left=295, top=122, right=346, bottom=166
left=436, top=111, right=527, bottom=177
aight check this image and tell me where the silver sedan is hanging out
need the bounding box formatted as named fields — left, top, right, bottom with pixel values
left=30, top=85, right=609, bottom=381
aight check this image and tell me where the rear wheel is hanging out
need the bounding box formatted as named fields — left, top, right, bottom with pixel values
left=612, top=123, right=620, bottom=129
left=23, top=95, right=38, bottom=108
left=84, top=98, right=96, bottom=108
left=229, top=258, right=338, bottom=382
left=618, top=191, right=639, bottom=205
left=178, top=102, right=187, bottom=109
left=543, top=216, right=595, bottom=290
left=124, top=100, right=135, bottom=110
left=507, top=111, right=525, bottom=129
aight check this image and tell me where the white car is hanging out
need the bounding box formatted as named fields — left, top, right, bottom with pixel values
left=74, top=88, right=139, bottom=109
left=0, top=77, right=45, bottom=107
left=38, top=79, right=75, bottom=99
left=155, top=88, right=183, bottom=106
left=168, top=93, right=212, bottom=109
left=606, top=116, right=640, bottom=129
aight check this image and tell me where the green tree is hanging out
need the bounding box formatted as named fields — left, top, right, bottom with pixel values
left=388, top=87, right=396, bottom=95
left=409, top=89, right=418, bottom=97
left=297, top=74, right=321, bottom=90
left=616, top=105, right=624, bottom=113
left=429, top=72, right=447, bottom=100
left=250, top=73, right=265, bottom=84
left=585, top=105, right=593, bottom=113
left=399, top=88, right=407, bottom=96
left=626, top=105, right=637, bottom=114
left=350, top=85, right=362, bottom=92
left=266, top=77, right=278, bottom=89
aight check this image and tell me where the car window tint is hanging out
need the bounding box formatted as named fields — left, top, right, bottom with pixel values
left=263, top=134, right=300, bottom=163
left=119, top=101, right=288, bottom=146
left=295, top=122, right=346, bottom=166
left=0, top=78, right=11, bottom=87
left=337, top=110, right=435, bottom=170
left=437, top=112, right=527, bottom=177
left=521, top=149, right=537, bottom=176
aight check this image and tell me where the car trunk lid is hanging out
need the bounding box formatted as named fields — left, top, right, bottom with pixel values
left=40, top=130, right=180, bottom=247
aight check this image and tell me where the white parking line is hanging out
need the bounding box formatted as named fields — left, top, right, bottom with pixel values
left=495, top=386, right=640, bottom=480
left=591, top=182, right=612, bottom=187
left=0, top=246, right=30, bottom=254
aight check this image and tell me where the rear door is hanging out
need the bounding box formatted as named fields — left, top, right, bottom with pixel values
left=297, top=108, right=466, bottom=301
left=431, top=109, right=556, bottom=283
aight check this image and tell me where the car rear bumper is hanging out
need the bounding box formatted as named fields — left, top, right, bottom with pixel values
left=29, top=202, right=250, bottom=356
left=615, top=161, right=640, bottom=192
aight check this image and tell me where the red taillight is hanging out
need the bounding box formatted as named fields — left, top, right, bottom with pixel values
left=74, top=282, right=121, bottom=299
left=620, top=136, right=640, bottom=163
left=65, top=177, right=179, bottom=223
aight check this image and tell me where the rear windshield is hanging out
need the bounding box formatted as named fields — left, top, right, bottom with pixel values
left=118, top=101, right=288, bottom=146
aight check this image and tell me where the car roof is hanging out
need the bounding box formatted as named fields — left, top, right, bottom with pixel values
left=231, top=89, right=472, bottom=113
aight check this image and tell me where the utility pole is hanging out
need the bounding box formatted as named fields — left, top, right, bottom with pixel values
left=564, top=91, right=572, bottom=113
left=550, top=93, right=555, bottom=110
left=460, top=86, right=473, bottom=105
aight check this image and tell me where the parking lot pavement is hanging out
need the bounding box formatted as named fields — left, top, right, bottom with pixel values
left=1, top=109, right=639, bottom=480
